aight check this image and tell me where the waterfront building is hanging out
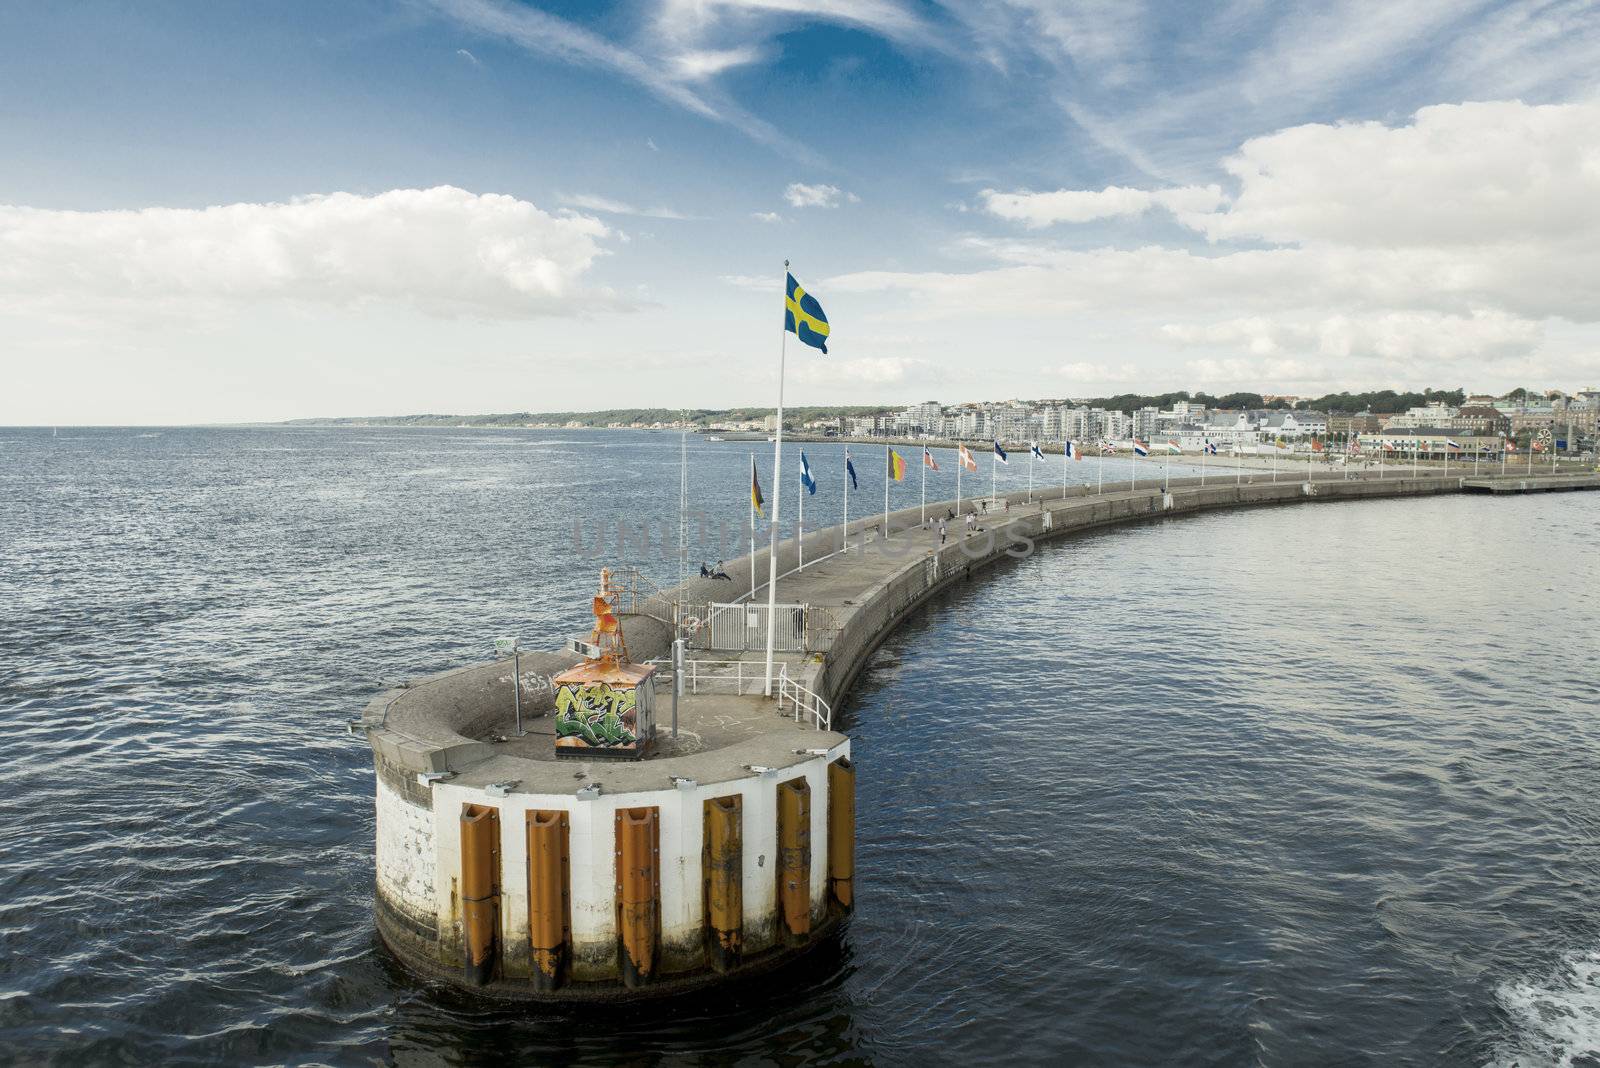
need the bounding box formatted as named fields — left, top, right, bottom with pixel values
left=1358, top=429, right=1503, bottom=459
left=954, top=407, right=989, bottom=440
left=895, top=401, right=944, bottom=436
left=1328, top=412, right=1384, bottom=437
left=1263, top=411, right=1328, bottom=438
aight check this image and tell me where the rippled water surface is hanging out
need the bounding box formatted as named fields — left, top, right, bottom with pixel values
left=2, top=426, right=1597, bottom=1066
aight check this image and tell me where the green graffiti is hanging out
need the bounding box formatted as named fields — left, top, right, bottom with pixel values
left=554, top=682, right=637, bottom=748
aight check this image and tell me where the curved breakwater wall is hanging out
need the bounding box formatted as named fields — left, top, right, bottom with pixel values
left=365, top=469, right=1594, bottom=997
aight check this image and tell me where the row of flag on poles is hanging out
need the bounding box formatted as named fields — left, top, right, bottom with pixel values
left=751, top=433, right=1231, bottom=506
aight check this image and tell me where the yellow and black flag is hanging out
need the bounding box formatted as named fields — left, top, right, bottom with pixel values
left=751, top=458, right=765, bottom=517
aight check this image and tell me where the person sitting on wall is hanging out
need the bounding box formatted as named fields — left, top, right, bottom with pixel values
left=712, top=561, right=733, bottom=581
left=700, top=562, right=712, bottom=577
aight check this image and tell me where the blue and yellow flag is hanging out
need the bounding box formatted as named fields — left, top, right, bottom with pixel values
left=785, top=272, right=829, bottom=353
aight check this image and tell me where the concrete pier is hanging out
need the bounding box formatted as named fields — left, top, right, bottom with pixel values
left=361, top=466, right=1595, bottom=1000
left=676, top=469, right=1598, bottom=715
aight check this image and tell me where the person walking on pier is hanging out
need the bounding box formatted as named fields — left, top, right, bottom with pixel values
left=939, top=519, right=948, bottom=545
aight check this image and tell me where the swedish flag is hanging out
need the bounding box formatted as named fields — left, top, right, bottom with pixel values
left=785, top=272, right=829, bottom=353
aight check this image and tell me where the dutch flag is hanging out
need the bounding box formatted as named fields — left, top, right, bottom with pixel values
left=1133, top=439, right=1150, bottom=457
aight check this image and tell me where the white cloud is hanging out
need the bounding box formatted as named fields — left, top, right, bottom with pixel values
left=455, top=47, right=482, bottom=66
left=836, top=101, right=1600, bottom=382
left=559, top=192, right=695, bottom=219
left=671, top=45, right=766, bottom=80
left=793, top=355, right=927, bottom=385
left=751, top=211, right=784, bottom=223
left=650, top=0, right=935, bottom=52
left=784, top=182, right=858, bottom=208
left=1162, top=311, right=1543, bottom=365
left=1192, top=100, right=1600, bottom=248
left=981, top=183, right=1224, bottom=226
left=1053, top=360, right=1129, bottom=382
left=0, top=186, right=618, bottom=320
left=719, top=273, right=771, bottom=290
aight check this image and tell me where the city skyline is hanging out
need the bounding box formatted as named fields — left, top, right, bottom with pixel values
left=4, top=3, right=1600, bottom=425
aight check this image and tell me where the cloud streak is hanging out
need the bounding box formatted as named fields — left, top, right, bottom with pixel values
left=784, top=182, right=858, bottom=208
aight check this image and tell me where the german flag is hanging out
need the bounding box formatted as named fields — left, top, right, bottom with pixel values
left=751, top=459, right=765, bottom=517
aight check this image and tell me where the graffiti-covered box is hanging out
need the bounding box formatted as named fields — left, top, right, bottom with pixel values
left=551, top=659, right=657, bottom=759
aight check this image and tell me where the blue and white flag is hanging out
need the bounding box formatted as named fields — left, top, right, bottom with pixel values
left=845, top=449, right=858, bottom=489
left=784, top=273, right=830, bottom=353
left=1204, top=440, right=1218, bottom=455
left=800, top=451, right=817, bottom=494
left=1029, top=442, right=1045, bottom=461
left=993, top=440, right=1009, bottom=464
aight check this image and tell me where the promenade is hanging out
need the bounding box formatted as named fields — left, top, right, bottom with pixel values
left=663, top=467, right=1600, bottom=717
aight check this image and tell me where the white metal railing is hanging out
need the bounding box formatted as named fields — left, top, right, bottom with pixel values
left=648, top=658, right=770, bottom=697
left=777, top=665, right=832, bottom=731
left=646, top=658, right=832, bottom=730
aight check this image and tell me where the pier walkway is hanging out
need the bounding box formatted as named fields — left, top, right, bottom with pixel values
left=658, top=467, right=1600, bottom=720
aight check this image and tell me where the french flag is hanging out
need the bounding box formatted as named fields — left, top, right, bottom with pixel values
left=1067, top=439, right=1083, bottom=461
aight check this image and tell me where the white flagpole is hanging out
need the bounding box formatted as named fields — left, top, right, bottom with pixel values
left=956, top=449, right=964, bottom=515
left=990, top=443, right=997, bottom=504
left=1444, top=441, right=1450, bottom=477
left=920, top=448, right=927, bottom=523
left=798, top=464, right=805, bottom=573
left=1062, top=441, right=1069, bottom=499
left=1272, top=443, right=1278, bottom=482
left=883, top=443, right=891, bottom=540
left=1502, top=438, right=1507, bottom=476
left=763, top=261, right=790, bottom=696
left=1097, top=445, right=1104, bottom=495
left=1413, top=440, right=1419, bottom=477
left=842, top=449, right=850, bottom=554
left=1474, top=441, right=1480, bottom=476
left=1163, top=445, right=1170, bottom=493
left=1027, top=448, right=1034, bottom=502
left=1201, top=441, right=1208, bottom=485
left=678, top=415, right=688, bottom=593
left=1132, top=444, right=1139, bottom=490
left=749, top=453, right=757, bottom=602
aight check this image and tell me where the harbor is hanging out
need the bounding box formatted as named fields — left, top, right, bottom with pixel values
left=361, top=460, right=1600, bottom=1000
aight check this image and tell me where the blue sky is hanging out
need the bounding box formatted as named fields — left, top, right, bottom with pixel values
left=3, top=0, right=1599, bottom=423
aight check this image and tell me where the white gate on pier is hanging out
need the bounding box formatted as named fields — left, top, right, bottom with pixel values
left=706, top=602, right=806, bottom=652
